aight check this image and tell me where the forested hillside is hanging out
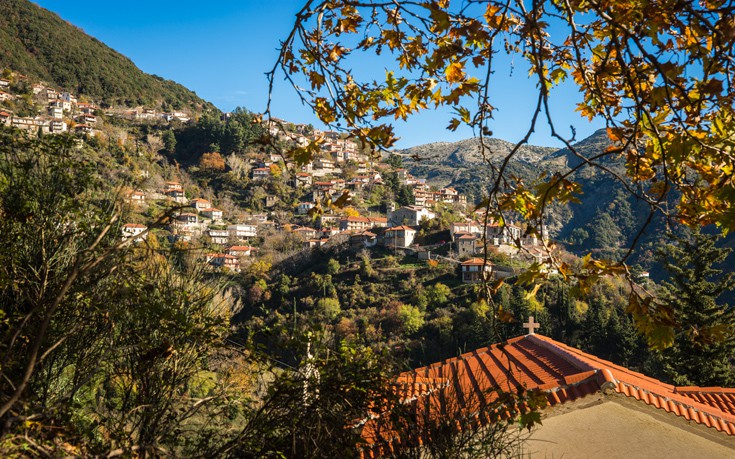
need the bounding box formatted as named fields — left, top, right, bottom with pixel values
left=398, top=130, right=684, bottom=269
left=0, top=0, right=215, bottom=111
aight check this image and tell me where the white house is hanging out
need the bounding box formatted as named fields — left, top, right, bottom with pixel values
left=382, top=226, right=417, bottom=248
left=200, top=208, right=223, bottom=221
left=175, top=213, right=198, bottom=226
left=190, top=198, right=212, bottom=212
left=388, top=205, right=436, bottom=227
left=48, top=106, right=63, bottom=119
left=49, top=120, right=67, bottom=134
left=252, top=167, right=271, bottom=180
left=206, top=229, right=230, bottom=245
left=228, top=245, right=256, bottom=257
left=297, top=202, right=316, bottom=215
left=228, top=223, right=257, bottom=239
left=122, top=223, right=147, bottom=242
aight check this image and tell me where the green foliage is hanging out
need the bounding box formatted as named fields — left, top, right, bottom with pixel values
left=163, top=129, right=177, bottom=154
left=397, top=304, right=424, bottom=334
left=654, top=228, right=735, bottom=386
left=316, top=297, right=341, bottom=321
left=426, top=282, right=452, bottom=309
left=173, top=109, right=264, bottom=164
left=326, top=258, right=341, bottom=275
left=0, top=129, right=237, bottom=455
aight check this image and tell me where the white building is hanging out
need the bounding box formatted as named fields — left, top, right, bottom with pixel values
left=388, top=205, right=436, bottom=227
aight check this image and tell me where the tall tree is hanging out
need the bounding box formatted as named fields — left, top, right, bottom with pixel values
left=655, top=229, right=735, bottom=386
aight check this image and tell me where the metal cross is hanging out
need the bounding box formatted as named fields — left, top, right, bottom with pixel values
left=523, top=316, right=540, bottom=335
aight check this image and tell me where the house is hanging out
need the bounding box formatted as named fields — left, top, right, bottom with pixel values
left=0, top=91, right=14, bottom=102
left=0, top=111, right=11, bottom=126
left=294, top=172, right=313, bottom=187
left=60, top=92, right=77, bottom=103
left=313, top=158, right=335, bottom=172
left=348, top=176, right=370, bottom=189
left=165, top=181, right=183, bottom=191
left=460, top=258, right=492, bottom=283
left=297, top=202, right=316, bottom=215
left=250, top=213, right=269, bottom=224
left=190, top=198, right=212, bottom=212
left=437, top=187, right=466, bottom=204
left=485, top=221, right=522, bottom=244
left=317, top=214, right=340, bottom=228
left=47, top=106, right=63, bottom=119
left=206, top=229, right=230, bottom=245
left=382, top=226, right=417, bottom=248
left=48, top=120, right=67, bottom=134
left=12, top=117, right=46, bottom=132
left=200, top=208, right=223, bottom=221
left=413, top=189, right=433, bottom=207
left=0, top=79, right=9, bottom=88
left=77, top=103, right=96, bottom=114
left=252, top=167, right=271, bottom=180
left=303, top=238, right=329, bottom=249
left=350, top=231, right=378, bottom=249
left=174, top=213, right=198, bottom=226
left=164, top=182, right=186, bottom=203
left=48, top=99, right=72, bottom=111
left=75, top=114, right=97, bottom=124
left=292, top=226, right=318, bottom=240
left=339, top=216, right=372, bottom=232
left=368, top=216, right=388, bottom=228
left=451, top=220, right=482, bottom=240
left=121, top=223, right=147, bottom=242
left=206, top=253, right=241, bottom=272
left=228, top=245, right=256, bottom=257
left=172, top=111, right=190, bottom=122
left=228, top=223, right=257, bottom=240
left=456, top=234, right=480, bottom=257
left=388, top=205, right=435, bottom=227
left=166, top=189, right=186, bottom=203
left=321, top=227, right=341, bottom=238
left=358, top=333, right=735, bottom=458
left=74, top=124, right=93, bottom=134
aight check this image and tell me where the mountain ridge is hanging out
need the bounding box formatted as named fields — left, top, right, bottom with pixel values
left=0, top=0, right=216, bottom=112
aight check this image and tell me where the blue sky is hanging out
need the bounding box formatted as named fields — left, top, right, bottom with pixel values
left=33, top=0, right=603, bottom=148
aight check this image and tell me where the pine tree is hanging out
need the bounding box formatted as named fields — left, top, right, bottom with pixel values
left=656, top=229, right=735, bottom=386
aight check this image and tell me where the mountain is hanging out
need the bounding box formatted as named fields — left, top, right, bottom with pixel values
left=0, top=0, right=216, bottom=112
left=395, top=137, right=559, bottom=189
left=397, top=130, right=667, bottom=266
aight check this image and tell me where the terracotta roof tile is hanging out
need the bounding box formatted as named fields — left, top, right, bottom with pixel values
left=359, top=334, right=735, bottom=457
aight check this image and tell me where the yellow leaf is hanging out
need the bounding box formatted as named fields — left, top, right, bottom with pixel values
left=445, top=61, right=465, bottom=84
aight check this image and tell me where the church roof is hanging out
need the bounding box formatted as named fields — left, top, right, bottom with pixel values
left=359, top=334, right=735, bottom=458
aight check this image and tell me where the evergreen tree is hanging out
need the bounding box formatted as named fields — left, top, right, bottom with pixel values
left=656, top=229, right=735, bottom=386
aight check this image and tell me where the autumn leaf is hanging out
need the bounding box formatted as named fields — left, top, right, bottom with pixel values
left=445, top=61, right=466, bottom=84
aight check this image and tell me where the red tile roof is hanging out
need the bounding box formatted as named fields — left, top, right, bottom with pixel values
left=228, top=245, right=255, bottom=252
left=460, top=257, right=487, bottom=265
left=386, top=225, right=415, bottom=232
left=359, top=334, right=735, bottom=457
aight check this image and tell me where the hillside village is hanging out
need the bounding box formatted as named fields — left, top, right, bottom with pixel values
left=0, top=69, right=553, bottom=281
